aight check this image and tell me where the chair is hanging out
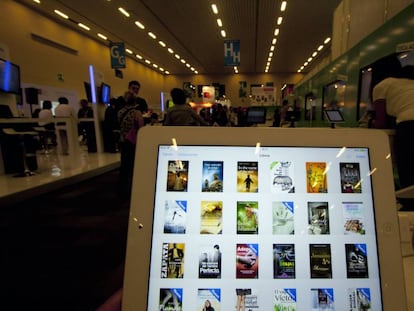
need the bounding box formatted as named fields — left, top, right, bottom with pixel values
left=2, top=128, right=38, bottom=177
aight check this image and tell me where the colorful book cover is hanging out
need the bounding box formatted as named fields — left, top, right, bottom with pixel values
left=161, top=243, right=185, bottom=279
left=235, top=288, right=259, bottom=310
left=237, top=201, right=259, bottom=234
left=167, top=160, right=189, bottom=192
left=340, top=162, right=362, bottom=193
left=159, top=288, right=183, bottom=311
left=345, top=243, right=369, bottom=278
left=273, top=244, right=295, bottom=279
left=311, top=288, right=334, bottom=311
left=202, top=161, right=224, bottom=192
left=306, top=162, right=328, bottom=193
left=347, top=288, right=371, bottom=310
left=198, top=288, right=221, bottom=311
left=273, top=288, right=297, bottom=311
left=342, top=202, right=365, bottom=235
left=309, top=244, right=332, bottom=279
left=163, top=200, right=187, bottom=234
left=272, top=201, right=294, bottom=234
left=270, top=160, right=295, bottom=193
left=237, top=161, right=259, bottom=192
left=199, top=244, right=222, bottom=278
left=236, top=243, right=258, bottom=279
left=308, top=202, right=330, bottom=234
left=200, top=201, right=223, bottom=234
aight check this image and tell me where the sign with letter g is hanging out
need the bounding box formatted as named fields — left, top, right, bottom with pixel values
left=110, top=42, right=126, bottom=69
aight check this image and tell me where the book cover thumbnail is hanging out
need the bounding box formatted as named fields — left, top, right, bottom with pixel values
left=309, top=244, right=332, bottom=279
left=308, top=201, right=330, bottom=234
left=167, top=160, right=189, bottom=192
left=199, top=244, right=222, bottom=278
left=340, top=162, right=362, bottom=193
left=159, top=288, right=183, bottom=311
left=236, top=243, right=258, bottom=279
left=306, top=162, right=328, bottom=193
left=270, top=160, right=295, bottom=193
left=200, top=201, right=223, bottom=234
left=273, top=244, right=295, bottom=279
left=237, top=201, right=259, bottom=234
left=163, top=200, right=187, bottom=234
left=272, top=201, right=295, bottom=234
left=202, top=161, right=224, bottom=192
left=348, top=288, right=371, bottom=310
left=342, top=202, right=365, bottom=235
left=273, top=288, right=297, bottom=311
left=311, top=288, right=334, bottom=311
left=198, top=288, right=221, bottom=311
left=345, top=243, right=369, bottom=278
left=235, top=288, right=259, bottom=310
left=237, top=161, right=259, bottom=192
left=161, top=243, right=185, bottom=279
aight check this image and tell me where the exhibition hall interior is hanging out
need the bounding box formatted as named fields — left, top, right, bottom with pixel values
left=1, top=0, right=414, bottom=310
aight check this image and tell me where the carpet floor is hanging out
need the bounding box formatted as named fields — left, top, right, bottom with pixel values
left=1, top=169, right=129, bottom=311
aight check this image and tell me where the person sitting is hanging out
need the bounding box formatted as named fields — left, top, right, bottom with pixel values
left=37, top=100, right=56, bottom=150
left=55, top=96, right=77, bottom=155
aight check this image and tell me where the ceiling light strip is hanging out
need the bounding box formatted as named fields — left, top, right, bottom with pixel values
left=297, top=36, right=331, bottom=72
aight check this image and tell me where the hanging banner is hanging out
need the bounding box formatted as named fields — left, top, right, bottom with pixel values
left=110, top=42, right=126, bottom=69
left=224, top=40, right=240, bottom=66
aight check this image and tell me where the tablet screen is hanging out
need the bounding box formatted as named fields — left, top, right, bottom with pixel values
left=148, top=145, right=379, bottom=310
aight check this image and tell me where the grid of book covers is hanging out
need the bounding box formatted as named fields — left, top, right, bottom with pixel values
left=149, top=146, right=381, bottom=310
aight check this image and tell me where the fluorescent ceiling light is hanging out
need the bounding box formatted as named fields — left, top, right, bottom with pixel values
left=118, top=7, right=130, bottom=17
left=78, top=23, right=90, bottom=31
left=135, top=21, right=145, bottom=29
left=277, top=17, right=283, bottom=25
left=54, top=10, right=68, bottom=19
left=97, top=33, right=107, bottom=40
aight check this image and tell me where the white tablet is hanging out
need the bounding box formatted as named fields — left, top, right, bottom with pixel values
left=122, top=126, right=407, bottom=310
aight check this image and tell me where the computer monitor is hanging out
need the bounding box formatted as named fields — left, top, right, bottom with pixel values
left=325, top=109, right=345, bottom=122
left=0, top=58, right=21, bottom=95
left=246, top=106, right=267, bottom=124
left=122, top=127, right=407, bottom=310
left=100, top=82, right=111, bottom=104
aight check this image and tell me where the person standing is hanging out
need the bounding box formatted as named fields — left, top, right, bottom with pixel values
left=279, top=99, right=290, bottom=127
left=103, top=98, right=120, bottom=152
left=128, top=80, right=148, bottom=110
left=77, top=99, right=96, bottom=152
left=117, top=91, right=145, bottom=196
left=164, top=88, right=209, bottom=126
left=372, top=65, right=414, bottom=190
left=54, top=96, right=77, bottom=155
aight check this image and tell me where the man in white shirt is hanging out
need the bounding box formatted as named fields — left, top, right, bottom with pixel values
left=373, top=65, right=414, bottom=189
left=54, top=97, right=77, bottom=154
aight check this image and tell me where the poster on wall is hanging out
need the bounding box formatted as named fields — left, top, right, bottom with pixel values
left=202, top=86, right=216, bottom=103
left=183, top=82, right=195, bottom=99
left=250, top=86, right=276, bottom=106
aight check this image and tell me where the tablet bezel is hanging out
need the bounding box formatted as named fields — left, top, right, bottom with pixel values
left=122, top=126, right=406, bottom=310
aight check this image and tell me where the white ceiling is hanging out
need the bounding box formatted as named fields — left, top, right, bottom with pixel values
left=16, top=0, right=341, bottom=75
